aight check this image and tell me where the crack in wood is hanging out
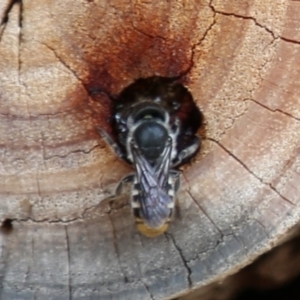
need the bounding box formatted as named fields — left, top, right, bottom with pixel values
left=130, top=21, right=166, bottom=41
left=176, top=180, right=235, bottom=268
left=102, top=213, right=155, bottom=299
left=43, top=143, right=102, bottom=160
left=107, top=205, right=130, bottom=285
left=12, top=0, right=34, bottom=121
left=140, top=280, right=155, bottom=300
left=133, top=253, right=155, bottom=300
left=0, top=108, right=79, bottom=119
left=17, top=0, right=22, bottom=72
left=24, top=236, right=33, bottom=283
left=64, top=225, right=72, bottom=300
left=40, top=133, right=48, bottom=169
left=208, top=138, right=296, bottom=207
left=165, top=233, right=192, bottom=289
left=0, top=235, right=9, bottom=294
left=280, top=35, right=300, bottom=45
left=165, top=230, right=237, bottom=268
left=210, top=0, right=300, bottom=45
left=8, top=201, right=101, bottom=224
left=182, top=173, right=224, bottom=238
left=39, top=41, right=97, bottom=97
left=253, top=219, right=270, bottom=239
left=39, top=41, right=114, bottom=101
left=36, top=171, right=41, bottom=198
left=245, top=98, right=300, bottom=122
left=0, top=0, right=16, bottom=38
left=188, top=5, right=216, bottom=76
left=209, top=0, right=277, bottom=39
left=3, top=184, right=118, bottom=224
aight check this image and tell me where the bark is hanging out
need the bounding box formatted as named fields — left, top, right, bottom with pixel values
left=1, top=0, right=300, bottom=299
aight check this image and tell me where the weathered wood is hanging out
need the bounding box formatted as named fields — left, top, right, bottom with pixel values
left=178, top=227, right=300, bottom=300
left=1, top=0, right=300, bottom=299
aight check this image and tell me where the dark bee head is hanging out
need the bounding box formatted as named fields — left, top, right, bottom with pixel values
left=116, top=102, right=176, bottom=164
left=133, top=120, right=168, bottom=162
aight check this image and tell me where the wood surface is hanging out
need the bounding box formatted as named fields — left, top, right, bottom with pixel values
left=178, top=227, right=300, bottom=300
left=1, top=0, right=300, bottom=299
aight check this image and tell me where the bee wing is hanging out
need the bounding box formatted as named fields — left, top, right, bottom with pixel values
left=131, top=143, right=172, bottom=228
left=131, top=143, right=158, bottom=190
left=154, top=137, right=172, bottom=188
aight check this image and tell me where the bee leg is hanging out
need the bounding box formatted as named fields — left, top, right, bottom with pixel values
left=96, top=127, right=125, bottom=160
left=174, top=136, right=200, bottom=166
left=171, top=117, right=181, bottom=136
left=174, top=201, right=182, bottom=220
left=170, top=170, right=181, bottom=192
left=115, top=173, right=135, bottom=196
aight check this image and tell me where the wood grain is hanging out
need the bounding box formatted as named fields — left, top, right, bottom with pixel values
left=1, top=0, right=300, bottom=299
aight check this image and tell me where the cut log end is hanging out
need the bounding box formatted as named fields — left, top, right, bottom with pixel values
left=1, top=0, right=300, bottom=299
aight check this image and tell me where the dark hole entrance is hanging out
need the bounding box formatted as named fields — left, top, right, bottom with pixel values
left=114, top=76, right=204, bottom=165
left=0, top=219, right=13, bottom=234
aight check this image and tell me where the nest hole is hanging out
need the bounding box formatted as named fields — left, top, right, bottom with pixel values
left=0, top=219, right=13, bottom=234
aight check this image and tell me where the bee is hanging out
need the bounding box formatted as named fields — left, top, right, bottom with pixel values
left=98, top=76, right=202, bottom=237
